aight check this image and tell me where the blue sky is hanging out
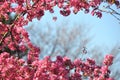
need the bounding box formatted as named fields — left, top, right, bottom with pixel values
left=29, top=6, right=120, bottom=50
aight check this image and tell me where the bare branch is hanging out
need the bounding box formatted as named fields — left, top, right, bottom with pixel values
left=98, top=5, right=120, bottom=22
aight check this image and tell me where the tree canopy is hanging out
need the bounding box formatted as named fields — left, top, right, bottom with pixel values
left=0, top=0, right=119, bottom=80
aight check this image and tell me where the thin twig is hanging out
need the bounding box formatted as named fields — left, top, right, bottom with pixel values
left=107, top=6, right=120, bottom=16
left=0, top=31, right=9, bottom=45
left=98, top=7, right=120, bottom=22
left=111, top=13, right=120, bottom=21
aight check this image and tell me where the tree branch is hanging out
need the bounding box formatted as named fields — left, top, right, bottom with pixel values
left=98, top=6, right=120, bottom=22
left=0, top=0, right=39, bottom=45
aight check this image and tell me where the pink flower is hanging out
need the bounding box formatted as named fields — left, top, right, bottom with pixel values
left=8, top=42, right=16, bottom=51
left=60, top=9, right=71, bottom=16
left=53, top=16, right=57, bottom=21
left=103, top=54, right=114, bottom=66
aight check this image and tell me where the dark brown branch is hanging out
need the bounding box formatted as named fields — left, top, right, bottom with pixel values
left=98, top=6, right=120, bottom=22
left=107, top=6, right=120, bottom=16
left=111, top=13, right=120, bottom=21
left=0, top=31, right=9, bottom=45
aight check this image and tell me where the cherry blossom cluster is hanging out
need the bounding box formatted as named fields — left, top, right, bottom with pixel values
left=0, top=0, right=119, bottom=58
left=0, top=52, right=114, bottom=80
left=0, top=0, right=118, bottom=80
